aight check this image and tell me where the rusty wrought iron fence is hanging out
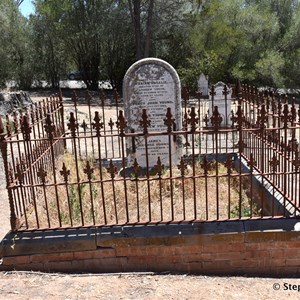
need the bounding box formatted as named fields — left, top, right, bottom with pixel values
left=1, top=84, right=300, bottom=231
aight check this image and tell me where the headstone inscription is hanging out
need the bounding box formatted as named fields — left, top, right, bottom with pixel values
left=123, top=58, right=182, bottom=168
left=197, top=73, right=209, bottom=98
left=209, top=81, right=232, bottom=127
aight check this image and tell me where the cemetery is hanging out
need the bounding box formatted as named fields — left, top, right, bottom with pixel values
left=1, top=58, right=300, bottom=275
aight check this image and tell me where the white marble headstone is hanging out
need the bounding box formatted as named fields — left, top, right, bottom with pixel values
left=197, top=73, right=209, bottom=97
left=123, top=58, right=182, bottom=168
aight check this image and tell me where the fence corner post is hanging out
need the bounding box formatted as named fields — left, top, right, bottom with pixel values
left=0, top=116, right=18, bottom=231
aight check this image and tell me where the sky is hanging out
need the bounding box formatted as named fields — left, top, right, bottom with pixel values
left=19, top=0, right=35, bottom=17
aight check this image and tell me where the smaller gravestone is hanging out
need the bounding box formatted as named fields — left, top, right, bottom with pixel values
left=0, top=92, right=32, bottom=116
left=123, top=58, right=182, bottom=168
left=209, top=82, right=232, bottom=127
left=197, top=73, right=209, bottom=98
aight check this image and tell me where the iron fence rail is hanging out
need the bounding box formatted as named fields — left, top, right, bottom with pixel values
left=1, top=85, right=300, bottom=231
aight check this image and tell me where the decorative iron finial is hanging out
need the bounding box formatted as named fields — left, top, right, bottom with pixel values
left=116, top=110, right=127, bottom=135
left=195, top=91, right=202, bottom=100
left=83, top=161, right=94, bottom=180
left=21, top=115, right=32, bottom=141
left=293, top=149, right=300, bottom=170
left=92, top=111, right=104, bottom=136
left=238, top=140, right=247, bottom=153
left=203, top=113, right=209, bottom=127
left=81, top=120, right=88, bottom=131
left=153, top=157, right=164, bottom=177
left=44, top=114, right=56, bottom=140
left=210, top=85, right=216, bottom=96
left=37, top=166, right=47, bottom=184
left=108, top=118, right=114, bottom=130
left=177, top=157, right=187, bottom=177
left=15, top=160, right=24, bottom=184
left=107, top=160, right=117, bottom=179
left=68, top=113, right=79, bottom=138
left=269, top=155, right=279, bottom=172
left=188, top=107, right=198, bottom=132
left=140, top=109, right=150, bottom=134
left=210, top=106, right=223, bottom=129
left=60, top=163, right=70, bottom=183
left=132, top=158, right=141, bottom=178
left=223, top=84, right=229, bottom=96
left=201, top=155, right=212, bottom=175
left=257, top=104, right=268, bottom=129
left=164, top=108, right=175, bottom=132
left=281, top=103, right=290, bottom=129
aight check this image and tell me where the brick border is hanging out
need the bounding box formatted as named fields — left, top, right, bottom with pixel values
left=1, top=219, right=300, bottom=275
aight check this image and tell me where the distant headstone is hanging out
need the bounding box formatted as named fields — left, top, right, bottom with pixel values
left=123, top=58, right=182, bottom=168
left=0, top=92, right=32, bottom=116
left=209, top=81, right=232, bottom=127
left=197, top=73, right=209, bottom=98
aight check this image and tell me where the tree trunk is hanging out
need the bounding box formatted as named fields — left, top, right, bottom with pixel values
left=144, top=0, right=154, bottom=58
left=129, top=0, right=143, bottom=60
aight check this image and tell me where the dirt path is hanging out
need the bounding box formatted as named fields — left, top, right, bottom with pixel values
left=1, top=271, right=300, bottom=300
left=1, top=92, right=300, bottom=299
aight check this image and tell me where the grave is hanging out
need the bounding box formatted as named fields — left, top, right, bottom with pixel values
left=197, top=73, right=209, bottom=98
left=209, top=81, right=232, bottom=127
left=0, top=91, right=32, bottom=116
left=123, top=58, right=182, bottom=168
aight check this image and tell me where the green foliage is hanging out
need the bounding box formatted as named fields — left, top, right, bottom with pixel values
left=0, top=0, right=34, bottom=89
left=181, top=0, right=300, bottom=88
left=254, top=51, right=285, bottom=87
left=0, top=0, right=300, bottom=90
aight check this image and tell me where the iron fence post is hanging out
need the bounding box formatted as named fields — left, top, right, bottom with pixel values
left=0, top=116, right=18, bottom=231
left=59, top=88, right=67, bottom=149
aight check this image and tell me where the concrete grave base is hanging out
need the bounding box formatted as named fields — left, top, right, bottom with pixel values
left=1, top=218, right=300, bottom=276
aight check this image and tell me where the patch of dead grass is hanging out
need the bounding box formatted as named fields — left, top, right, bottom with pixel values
left=27, top=152, right=259, bottom=228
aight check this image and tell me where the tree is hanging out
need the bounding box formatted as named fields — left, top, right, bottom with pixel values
left=2, top=0, right=299, bottom=91
left=100, top=1, right=136, bottom=91
left=0, top=0, right=34, bottom=89
left=128, top=0, right=154, bottom=59
left=178, top=0, right=298, bottom=89
left=31, top=0, right=69, bottom=88
left=127, top=0, right=192, bottom=61
left=279, top=1, right=300, bottom=88
left=33, top=0, right=105, bottom=90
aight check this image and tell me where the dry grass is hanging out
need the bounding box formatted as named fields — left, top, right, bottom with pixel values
left=28, top=152, right=259, bottom=228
